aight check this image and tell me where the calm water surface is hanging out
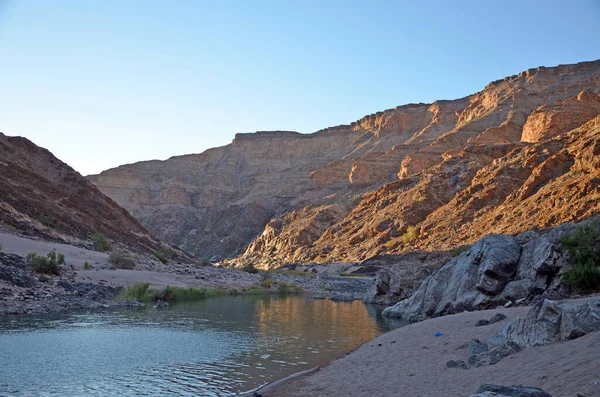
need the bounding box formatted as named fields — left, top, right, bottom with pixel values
left=0, top=295, right=405, bottom=396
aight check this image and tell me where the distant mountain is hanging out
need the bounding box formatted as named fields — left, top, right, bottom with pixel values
left=89, top=60, right=600, bottom=266
left=0, top=133, right=175, bottom=255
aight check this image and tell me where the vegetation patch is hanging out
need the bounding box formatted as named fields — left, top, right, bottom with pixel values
left=154, top=248, right=175, bottom=264
left=273, top=269, right=316, bottom=278
left=83, top=261, right=92, bottom=270
left=402, top=226, right=419, bottom=244
left=109, top=249, right=136, bottom=270
left=260, top=271, right=273, bottom=288
left=153, top=286, right=216, bottom=301
left=93, top=233, right=111, bottom=252
left=116, top=283, right=152, bottom=301
left=560, top=222, right=600, bottom=290
left=116, top=283, right=225, bottom=302
left=383, top=240, right=398, bottom=249
left=27, top=249, right=64, bottom=275
left=277, top=282, right=303, bottom=294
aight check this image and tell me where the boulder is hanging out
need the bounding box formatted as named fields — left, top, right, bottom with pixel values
left=154, top=299, right=169, bottom=308
left=498, top=297, right=600, bottom=347
left=383, top=235, right=521, bottom=320
left=470, top=384, right=552, bottom=397
left=489, top=313, right=507, bottom=324
left=474, top=235, right=521, bottom=295
left=468, top=338, right=488, bottom=357
left=446, top=360, right=468, bottom=369
left=375, top=269, right=391, bottom=295
left=382, top=228, right=577, bottom=321
left=363, top=252, right=448, bottom=305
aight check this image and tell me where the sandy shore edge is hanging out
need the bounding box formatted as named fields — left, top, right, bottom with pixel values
left=261, top=300, right=599, bottom=397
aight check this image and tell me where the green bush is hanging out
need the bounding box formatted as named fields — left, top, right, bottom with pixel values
left=27, top=250, right=63, bottom=275
left=116, top=283, right=151, bottom=301
left=563, top=261, right=600, bottom=290
left=38, top=275, right=50, bottom=283
left=154, top=248, right=175, bottom=264
left=560, top=222, right=600, bottom=290
left=402, top=226, right=419, bottom=244
left=154, top=286, right=211, bottom=301
left=243, top=262, right=259, bottom=274
left=109, top=250, right=136, bottom=270
left=83, top=261, right=92, bottom=270
left=93, top=233, right=111, bottom=252
left=277, top=282, right=303, bottom=294
left=116, top=283, right=223, bottom=302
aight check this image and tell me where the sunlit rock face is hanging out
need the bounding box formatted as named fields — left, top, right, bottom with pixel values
left=89, top=60, right=600, bottom=265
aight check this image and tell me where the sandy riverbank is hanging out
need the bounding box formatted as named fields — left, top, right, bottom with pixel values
left=261, top=302, right=599, bottom=397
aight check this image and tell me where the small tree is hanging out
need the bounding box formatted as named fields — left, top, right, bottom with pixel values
left=93, top=233, right=111, bottom=252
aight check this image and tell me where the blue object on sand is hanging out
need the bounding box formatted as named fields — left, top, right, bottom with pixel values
left=434, top=332, right=443, bottom=337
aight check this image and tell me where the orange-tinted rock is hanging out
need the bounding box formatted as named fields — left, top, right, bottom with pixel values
left=89, top=60, right=600, bottom=263
left=521, top=91, right=600, bottom=142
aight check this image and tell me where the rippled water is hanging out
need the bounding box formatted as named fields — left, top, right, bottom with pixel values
left=0, top=295, right=406, bottom=396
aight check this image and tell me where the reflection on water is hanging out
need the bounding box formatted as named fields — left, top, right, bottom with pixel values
left=0, top=295, right=406, bottom=396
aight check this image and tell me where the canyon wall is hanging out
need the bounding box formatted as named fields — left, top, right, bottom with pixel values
left=89, top=60, right=600, bottom=265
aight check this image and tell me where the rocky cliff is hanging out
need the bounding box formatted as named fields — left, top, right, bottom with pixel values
left=0, top=133, right=173, bottom=255
left=89, top=60, right=600, bottom=265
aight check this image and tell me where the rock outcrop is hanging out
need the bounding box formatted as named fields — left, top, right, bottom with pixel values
left=88, top=60, right=600, bottom=264
left=497, top=297, right=600, bottom=347
left=381, top=219, right=590, bottom=321
left=0, top=133, right=176, bottom=256
left=362, top=251, right=451, bottom=305
left=470, top=384, right=552, bottom=397
left=0, top=252, right=119, bottom=315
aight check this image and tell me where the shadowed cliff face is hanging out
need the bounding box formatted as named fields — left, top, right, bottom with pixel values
left=0, top=133, right=176, bottom=256
left=89, top=60, right=600, bottom=265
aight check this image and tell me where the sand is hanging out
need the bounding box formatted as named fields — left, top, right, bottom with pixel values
left=0, top=232, right=194, bottom=287
left=263, top=304, right=599, bottom=397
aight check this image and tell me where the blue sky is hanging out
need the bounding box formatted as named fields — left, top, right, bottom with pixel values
left=1, top=0, right=599, bottom=175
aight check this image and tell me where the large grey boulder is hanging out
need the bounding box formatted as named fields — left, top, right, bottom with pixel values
left=382, top=222, right=582, bottom=321
left=470, top=384, right=552, bottom=397
left=475, top=236, right=522, bottom=295
left=498, top=297, right=600, bottom=346
left=383, top=235, right=521, bottom=321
